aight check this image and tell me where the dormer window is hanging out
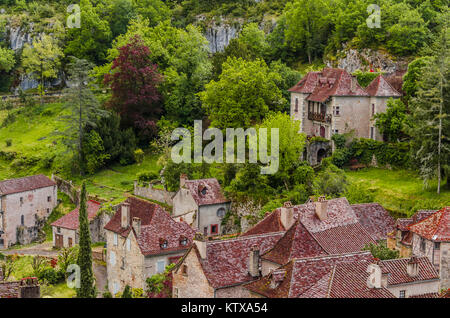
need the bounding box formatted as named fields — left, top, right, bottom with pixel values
left=200, top=186, right=207, bottom=195
left=180, top=237, right=188, bottom=246
left=160, top=238, right=168, bottom=249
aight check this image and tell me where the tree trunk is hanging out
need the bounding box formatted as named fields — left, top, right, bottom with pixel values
left=437, top=69, right=443, bottom=194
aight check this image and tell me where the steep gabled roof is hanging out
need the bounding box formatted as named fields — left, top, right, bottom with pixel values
left=241, top=209, right=285, bottom=237
left=365, top=75, right=401, bottom=97
left=380, top=257, right=439, bottom=285
left=183, top=178, right=229, bottom=206
left=51, top=200, right=101, bottom=230
left=104, top=196, right=195, bottom=256
left=351, top=203, right=395, bottom=241
left=409, top=207, right=450, bottom=242
left=288, top=72, right=320, bottom=94
left=0, top=174, right=56, bottom=196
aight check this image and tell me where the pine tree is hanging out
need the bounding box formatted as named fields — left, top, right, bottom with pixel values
left=76, top=182, right=96, bottom=298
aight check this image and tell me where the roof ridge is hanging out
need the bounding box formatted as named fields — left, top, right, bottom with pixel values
left=409, top=208, right=444, bottom=232
left=209, top=231, right=284, bottom=245
left=325, top=265, right=336, bottom=298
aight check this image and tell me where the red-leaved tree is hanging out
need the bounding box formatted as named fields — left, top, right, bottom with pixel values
left=104, top=35, right=162, bottom=140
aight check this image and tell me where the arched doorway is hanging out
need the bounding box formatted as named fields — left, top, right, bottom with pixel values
left=320, top=126, right=326, bottom=138
left=317, top=148, right=326, bottom=163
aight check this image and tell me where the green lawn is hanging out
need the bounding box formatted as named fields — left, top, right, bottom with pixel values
left=346, top=168, right=450, bottom=218
left=40, top=282, right=77, bottom=298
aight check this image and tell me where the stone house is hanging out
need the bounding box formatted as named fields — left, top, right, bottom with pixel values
left=289, top=68, right=401, bottom=162
left=50, top=200, right=108, bottom=248
left=172, top=232, right=283, bottom=298
left=172, top=175, right=231, bottom=237
left=0, top=175, right=57, bottom=249
left=244, top=254, right=440, bottom=298
left=408, top=207, right=450, bottom=290
left=104, top=196, right=195, bottom=295
left=387, top=210, right=436, bottom=258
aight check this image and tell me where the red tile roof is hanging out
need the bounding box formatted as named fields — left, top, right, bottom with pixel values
left=51, top=200, right=101, bottom=230
left=409, top=207, right=450, bottom=242
left=183, top=178, right=229, bottom=206
left=198, top=232, right=284, bottom=289
left=379, top=257, right=440, bottom=285
left=365, top=75, right=401, bottom=97
left=409, top=293, right=439, bottom=298
left=104, top=196, right=195, bottom=256
left=242, top=209, right=285, bottom=237
left=0, top=174, right=56, bottom=196
left=245, top=252, right=390, bottom=298
left=351, top=203, right=395, bottom=241
left=288, top=68, right=368, bottom=102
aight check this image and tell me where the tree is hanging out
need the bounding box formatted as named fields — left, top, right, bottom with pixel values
left=131, top=0, right=171, bottom=26
left=104, top=35, right=162, bottom=142
left=363, top=242, right=399, bottom=260
left=407, top=28, right=449, bottom=194
left=402, top=57, right=433, bottom=104
left=0, top=254, right=16, bottom=281
left=22, top=34, right=63, bottom=103
left=65, top=0, right=112, bottom=65
left=0, top=47, right=15, bottom=72
left=199, top=57, right=285, bottom=129
left=313, top=162, right=349, bottom=197
left=82, top=130, right=110, bottom=174
left=374, top=98, right=408, bottom=142
left=269, top=60, right=302, bottom=113
left=122, top=285, right=133, bottom=298
left=106, top=0, right=136, bottom=38
left=58, top=57, right=107, bottom=175
left=76, top=182, right=96, bottom=298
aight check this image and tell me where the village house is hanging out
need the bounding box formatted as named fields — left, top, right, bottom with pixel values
left=289, top=68, right=402, bottom=141
left=387, top=210, right=436, bottom=258
left=244, top=254, right=440, bottom=298
left=104, top=196, right=195, bottom=295
left=408, top=207, right=450, bottom=290
left=172, top=175, right=231, bottom=237
left=172, top=231, right=284, bottom=298
left=50, top=200, right=108, bottom=248
left=0, top=175, right=57, bottom=249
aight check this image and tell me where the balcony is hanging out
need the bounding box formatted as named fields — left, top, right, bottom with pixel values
left=308, top=112, right=332, bottom=124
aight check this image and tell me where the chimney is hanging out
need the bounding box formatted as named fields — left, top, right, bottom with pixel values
left=248, top=245, right=260, bottom=278
left=314, top=196, right=328, bottom=221
left=351, top=75, right=357, bottom=92
left=280, top=201, right=295, bottom=229
left=180, top=174, right=188, bottom=188
left=270, top=269, right=286, bottom=288
left=194, top=232, right=207, bottom=259
left=132, top=217, right=141, bottom=236
left=121, top=202, right=130, bottom=228
left=367, top=263, right=382, bottom=289
left=380, top=264, right=389, bottom=288
left=407, top=256, right=420, bottom=277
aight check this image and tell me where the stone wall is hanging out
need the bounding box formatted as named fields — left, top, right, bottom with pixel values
left=215, top=285, right=253, bottom=298
left=440, top=242, right=450, bottom=290
left=134, top=181, right=175, bottom=206
left=0, top=280, right=40, bottom=298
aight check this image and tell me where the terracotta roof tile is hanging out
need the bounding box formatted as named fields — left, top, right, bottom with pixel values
left=409, top=293, right=439, bottom=298
left=51, top=200, right=101, bottom=230
left=365, top=75, right=401, bottom=97
left=0, top=175, right=56, bottom=196
left=242, top=209, right=285, bottom=237
left=183, top=178, right=229, bottom=206
left=351, top=203, right=395, bottom=241
left=379, top=257, right=440, bottom=285
left=409, top=207, right=450, bottom=242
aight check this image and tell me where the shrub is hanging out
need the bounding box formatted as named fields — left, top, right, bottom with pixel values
left=122, top=285, right=133, bottom=298
left=102, top=291, right=113, bottom=298
left=137, top=171, right=159, bottom=184
left=39, top=268, right=65, bottom=285
left=344, top=183, right=376, bottom=204
left=331, top=148, right=350, bottom=168
left=134, top=148, right=145, bottom=165
left=5, top=139, right=12, bottom=147
left=363, top=242, right=399, bottom=260
left=331, top=133, right=346, bottom=149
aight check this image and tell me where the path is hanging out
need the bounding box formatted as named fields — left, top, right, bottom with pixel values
left=1, top=241, right=58, bottom=257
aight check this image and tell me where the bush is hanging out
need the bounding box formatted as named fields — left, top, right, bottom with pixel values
left=363, top=242, right=399, bottom=260
left=5, top=139, right=12, bottom=147
left=38, top=267, right=65, bottom=285
left=344, top=183, right=376, bottom=204
left=137, top=171, right=159, bottom=184
left=348, top=138, right=410, bottom=168
left=102, top=291, right=113, bottom=298
left=134, top=148, right=145, bottom=164
left=331, top=148, right=350, bottom=168
left=331, top=134, right=346, bottom=149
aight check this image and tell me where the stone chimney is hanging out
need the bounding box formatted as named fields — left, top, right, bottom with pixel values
left=367, top=263, right=382, bottom=289
left=248, top=245, right=260, bottom=278
left=407, top=256, right=420, bottom=277
left=380, top=264, right=390, bottom=288
left=194, top=232, right=207, bottom=259
left=315, top=196, right=328, bottom=221
left=280, top=201, right=295, bottom=229
left=121, top=202, right=130, bottom=228
left=132, top=217, right=141, bottom=236
left=270, top=269, right=286, bottom=288
left=180, top=174, right=188, bottom=188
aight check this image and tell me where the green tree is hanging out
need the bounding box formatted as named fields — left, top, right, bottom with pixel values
left=65, top=0, right=112, bottom=65
left=402, top=57, right=433, bottom=104
left=106, top=0, right=136, bottom=38
left=269, top=60, right=302, bottom=113
left=199, top=57, right=285, bottom=129
left=0, top=47, right=15, bottom=72
left=58, top=57, right=107, bottom=175
left=313, top=162, right=349, bottom=197
left=76, top=182, right=96, bottom=298
left=82, top=130, right=110, bottom=174
left=363, top=242, right=399, bottom=260
left=374, top=98, right=408, bottom=142
left=132, top=0, right=171, bottom=26
left=122, top=285, right=133, bottom=298
left=22, top=34, right=63, bottom=102
left=407, top=27, right=449, bottom=194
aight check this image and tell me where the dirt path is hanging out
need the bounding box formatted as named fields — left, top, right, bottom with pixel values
left=93, top=261, right=107, bottom=297
left=1, top=241, right=58, bottom=257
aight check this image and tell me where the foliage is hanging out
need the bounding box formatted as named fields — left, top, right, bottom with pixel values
left=331, top=133, right=346, bottom=150
left=162, top=160, right=194, bottom=192
left=57, top=246, right=79, bottom=274
left=38, top=267, right=65, bottom=285
left=402, top=56, right=433, bottom=104
left=0, top=254, right=16, bottom=281
left=348, top=138, right=410, bottom=168
left=363, top=242, right=399, bottom=260
left=137, top=171, right=159, bottom=184
left=121, top=285, right=133, bottom=298
left=344, top=182, right=376, bottom=204
left=145, top=263, right=174, bottom=298
left=82, top=130, right=110, bottom=175
left=76, top=182, right=96, bottom=298
left=313, top=163, right=349, bottom=197
left=134, top=148, right=145, bottom=165
left=353, top=70, right=381, bottom=88
left=0, top=47, right=15, bottom=72
left=31, top=255, right=48, bottom=278
left=200, top=57, right=285, bottom=129
left=374, top=98, right=408, bottom=142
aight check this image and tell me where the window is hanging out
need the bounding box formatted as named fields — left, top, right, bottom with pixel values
left=110, top=251, right=116, bottom=266
left=47, top=208, right=50, bottom=214
left=295, top=98, right=298, bottom=112
left=156, top=260, right=166, bottom=274
left=21, top=215, right=24, bottom=226
left=334, top=106, right=340, bottom=116
left=57, top=227, right=61, bottom=234
left=399, top=290, right=406, bottom=298
left=180, top=237, right=188, bottom=246
left=370, top=127, right=375, bottom=140
left=434, top=242, right=440, bottom=250
left=210, top=224, right=218, bottom=235
left=20, top=197, right=23, bottom=205
left=126, top=238, right=131, bottom=251
left=47, top=196, right=51, bottom=202
left=372, top=104, right=375, bottom=116
left=160, top=239, right=168, bottom=249
left=333, top=129, right=339, bottom=135
left=217, top=208, right=226, bottom=218
left=203, top=227, right=208, bottom=236
left=182, top=264, right=188, bottom=276
left=121, top=257, right=125, bottom=270
left=113, top=233, right=118, bottom=246
left=420, top=238, right=426, bottom=252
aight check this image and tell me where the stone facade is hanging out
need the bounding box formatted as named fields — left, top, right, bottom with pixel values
left=133, top=181, right=175, bottom=206
left=0, top=180, right=57, bottom=249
